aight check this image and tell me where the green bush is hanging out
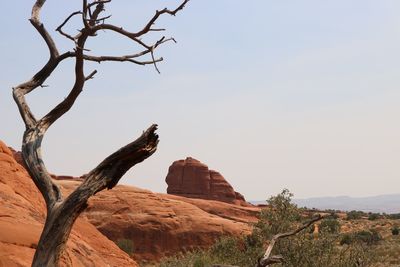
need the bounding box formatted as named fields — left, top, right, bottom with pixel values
left=116, top=238, right=134, bottom=255
left=319, top=218, right=340, bottom=234
left=368, top=213, right=381, bottom=221
left=328, top=212, right=339, bottom=219
left=340, top=233, right=353, bottom=245
left=353, top=230, right=382, bottom=245
left=392, top=225, right=399, bottom=236
left=340, top=230, right=382, bottom=247
left=346, top=210, right=364, bottom=220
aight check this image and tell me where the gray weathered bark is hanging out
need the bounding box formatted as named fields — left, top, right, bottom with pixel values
left=12, top=0, right=188, bottom=266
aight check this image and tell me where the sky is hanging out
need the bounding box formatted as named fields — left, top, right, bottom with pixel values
left=1, top=1, right=399, bottom=200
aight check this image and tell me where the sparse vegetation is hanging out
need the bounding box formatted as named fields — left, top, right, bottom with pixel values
left=340, top=230, right=382, bottom=246
left=368, top=213, right=382, bottom=221
left=353, top=230, right=382, bottom=245
left=340, top=233, right=353, bottom=246
left=388, top=213, right=400, bottom=220
left=346, top=210, right=365, bottom=220
left=392, top=226, right=399, bottom=236
left=320, top=218, right=340, bottom=234
left=160, top=190, right=373, bottom=267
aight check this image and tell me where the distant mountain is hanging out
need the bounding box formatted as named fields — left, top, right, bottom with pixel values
left=251, top=194, right=400, bottom=214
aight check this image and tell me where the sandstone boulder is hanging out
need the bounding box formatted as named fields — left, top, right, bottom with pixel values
left=166, top=157, right=248, bottom=206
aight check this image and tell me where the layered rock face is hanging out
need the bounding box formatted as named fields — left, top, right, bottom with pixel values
left=58, top=180, right=259, bottom=263
left=0, top=141, right=138, bottom=267
left=166, top=157, right=248, bottom=206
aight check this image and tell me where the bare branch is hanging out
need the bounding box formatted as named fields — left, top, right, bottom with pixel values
left=56, top=11, right=83, bottom=42
left=13, top=53, right=74, bottom=205
left=92, top=23, right=153, bottom=49
left=91, top=0, right=188, bottom=50
left=80, top=36, right=174, bottom=70
left=40, top=36, right=88, bottom=131
left=88, top=1, right=109, bottom=26
left=87, top=0, right=111, bottom=10
left=12, top=89, right=37, bottom=129
left=30, top=3, right=59, bottom=59
left=85, top=15, right=112, bottom=24
left=85, top=69, right=98, bottom=81
left=83, top=54, right=163, bottom=65
left=82, top=0, right=90, bottom=28
left=13, top=9, right=76, bottom=129
left=22, top=130, right=63, bottom=209
left=135, top=0, right=189, bottom=37
left=150, top=47, right=161, bottom=74
left=31, top=0, right=46, bottom=24
left=257, top=215, right=325, bottom=267
left=149, top=28, right=166, bottom=32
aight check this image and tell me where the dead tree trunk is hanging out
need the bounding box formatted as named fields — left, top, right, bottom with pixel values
left=13, top=1, right=188, bottom=266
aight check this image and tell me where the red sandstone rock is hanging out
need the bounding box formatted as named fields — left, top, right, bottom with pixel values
left=2, top=142, right=259, bottom=264
left=57, top=180, right=259, bottom=263
left=0, top=140, right=138, bottom=267
left=8, top=146, right=24, bottom=167
left=166, top=157, right=248, bottom=206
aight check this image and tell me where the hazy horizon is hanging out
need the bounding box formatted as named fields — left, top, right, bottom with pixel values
left=1, top=1, right=399, bottom=200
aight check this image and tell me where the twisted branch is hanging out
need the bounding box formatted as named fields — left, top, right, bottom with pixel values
left=256, top=215, right=325, bottom=267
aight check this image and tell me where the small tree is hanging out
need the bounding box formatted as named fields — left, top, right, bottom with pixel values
left=12, top=0, right=188, bottom=266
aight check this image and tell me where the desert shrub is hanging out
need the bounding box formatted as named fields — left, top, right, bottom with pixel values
left=340, top=233, right=353, bottom=245
left=368, top=213, right=381, bottom=221
left=328, top=212, right=339, bottom=219
left=346, top=210, right=364, bottom=220
left=388, top=213, right=400, bottom=220
left=353, top=230, right=382, bottom=245
left=116, top=238, right=134, bottom=255
left=392, top=225, right=399, bottom=235
left=340, top=230, right=382, bottom=247
left=319, top=218, right=340, bottom=234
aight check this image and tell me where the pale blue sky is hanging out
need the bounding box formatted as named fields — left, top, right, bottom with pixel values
left=1, top=1, right=399, bottom=199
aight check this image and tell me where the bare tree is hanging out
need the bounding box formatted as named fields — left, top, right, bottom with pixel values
left=12, top=0, right=188, bottom=266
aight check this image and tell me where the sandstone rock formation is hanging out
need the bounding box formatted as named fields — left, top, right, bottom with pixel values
left=166, top=157, right=249, bottom=206
left=2, top=141, right=259, bottom=265
left=58, top=180, right=259, bottom=263
left=0, top=140, right=138, bottom=267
